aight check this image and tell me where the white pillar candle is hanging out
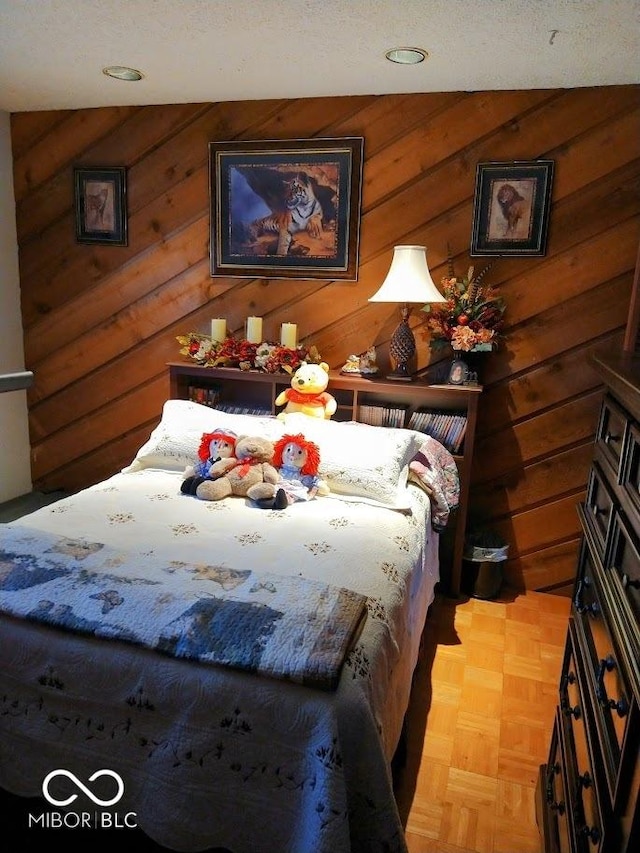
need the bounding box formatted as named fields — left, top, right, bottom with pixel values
left=246, top=316, right=263, bottom=343
left=211, top=318, right=227, bottom=342
left=280, top=323, right=297, bottom=349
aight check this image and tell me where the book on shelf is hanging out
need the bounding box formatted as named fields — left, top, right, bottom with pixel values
left=186, top=387, right=271, bottom=417
left=188, top=384, right=221, bottom=407
left=451, top=418, right=467, bottom=454
left=358, top=403, right=407, bottom=429
left=407, top=407, right=467, bottom=454
left=217, top=404, right=273, bottom=416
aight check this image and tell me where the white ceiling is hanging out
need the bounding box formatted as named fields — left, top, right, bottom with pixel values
left=0, top=0, right=638, bottom=114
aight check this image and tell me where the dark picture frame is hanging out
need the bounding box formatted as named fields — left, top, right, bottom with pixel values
left=447, top=357, right=469, bottom=385
left=470, top=160, right=554, bottom=256
left=74, top=166, right=128, bottom=245
left=209, top=137, right=364, bottom=280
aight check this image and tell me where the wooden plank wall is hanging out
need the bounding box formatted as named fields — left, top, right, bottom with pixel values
left=11, top=85, right=640, bottom=595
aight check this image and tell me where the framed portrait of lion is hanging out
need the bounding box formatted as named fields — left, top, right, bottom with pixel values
left=470, top=160, right=554, bottom=256
left=208, top=137, right=364, bottom=280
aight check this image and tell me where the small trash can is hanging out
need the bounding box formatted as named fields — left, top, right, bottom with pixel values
left=462, top=530, right=509, bottom=600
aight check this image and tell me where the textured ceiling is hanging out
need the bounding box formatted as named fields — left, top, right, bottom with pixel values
left=0, top=0, right=638, bottom=113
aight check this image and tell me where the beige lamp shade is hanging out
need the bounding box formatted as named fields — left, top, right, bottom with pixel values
left=369, top=245, right=445, bottom=304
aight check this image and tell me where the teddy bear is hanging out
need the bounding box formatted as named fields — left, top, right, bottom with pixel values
left=193, top=434, right=280, bottom=502
left=180, top=428, right=237, bottom=497
left=274, top=361, right=337, bottom=420
left=249, top=432, right=329, bottom=509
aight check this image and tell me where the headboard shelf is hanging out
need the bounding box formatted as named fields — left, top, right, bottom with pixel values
left=167, top=361, right=481, bottom=596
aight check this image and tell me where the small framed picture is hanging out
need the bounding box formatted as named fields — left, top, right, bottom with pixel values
left=74, top=166, right=128, bottom=245
left=470, top=160, right=554, bottom=256
left=447, top=358, right=468, bottom=385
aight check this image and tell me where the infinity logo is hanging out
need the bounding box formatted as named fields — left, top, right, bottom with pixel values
left=42, top=769, right=125, bottom=807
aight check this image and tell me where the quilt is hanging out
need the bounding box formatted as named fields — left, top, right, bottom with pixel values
left=0, top=468, right=440, bottom=853
left=0, top=527, right=366, bottom=691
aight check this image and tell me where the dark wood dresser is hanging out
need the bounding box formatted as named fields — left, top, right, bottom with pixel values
left=536, top=351, right=639, bottom=853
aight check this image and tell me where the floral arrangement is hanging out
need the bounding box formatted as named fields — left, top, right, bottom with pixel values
left=422, top=260, right=506, bottom=353
left=177, top=332, right=321, bottom=374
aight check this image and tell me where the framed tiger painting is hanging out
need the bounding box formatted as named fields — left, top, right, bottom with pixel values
left=208, top=137, right=364, bottom=280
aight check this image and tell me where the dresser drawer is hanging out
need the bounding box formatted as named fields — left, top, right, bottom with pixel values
left=573, top=553, right=634, bottom=808
left=542, top=712, right=574, bottom=853
left=606, top=512, right=640, bottom=669
left=560, top=625, right=607, bottom=853
left=596, top=395, right=629, bottom=480
left=621, top=421, right=640, bottom=521
left=582, top=465, right=615, bottom=561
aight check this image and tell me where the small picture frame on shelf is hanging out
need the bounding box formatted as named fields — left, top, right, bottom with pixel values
left=447, top=358, right=468, bottom=386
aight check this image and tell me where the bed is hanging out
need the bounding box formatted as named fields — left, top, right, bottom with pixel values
left=0, top=399, right=459, bottom=852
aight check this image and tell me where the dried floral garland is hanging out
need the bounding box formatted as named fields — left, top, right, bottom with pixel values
left=177, top=333, right=322, bottom=374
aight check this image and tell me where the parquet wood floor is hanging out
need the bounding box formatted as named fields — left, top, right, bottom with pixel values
left=393, top=587, right=571, bottom=853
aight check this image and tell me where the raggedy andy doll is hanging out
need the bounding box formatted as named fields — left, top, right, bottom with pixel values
left=180, top=428, right=237, bottom=497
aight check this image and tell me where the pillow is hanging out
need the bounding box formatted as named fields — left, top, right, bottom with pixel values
left=122, top=399, right=285, bottom=473
left=408, top=436, right=460, bottom=531
left=282, top=413, right=425, bottom=509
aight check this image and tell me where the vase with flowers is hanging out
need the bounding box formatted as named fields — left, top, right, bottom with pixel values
left=421, top=257, right=506, bottom=383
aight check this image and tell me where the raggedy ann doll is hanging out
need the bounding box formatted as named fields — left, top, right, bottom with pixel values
left=250, top=432, right=328, bottom=509
left=180, top=428, right=237, bottom=496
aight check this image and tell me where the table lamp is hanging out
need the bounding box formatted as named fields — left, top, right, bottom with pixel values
left=369, top=245, right=446, bottom=380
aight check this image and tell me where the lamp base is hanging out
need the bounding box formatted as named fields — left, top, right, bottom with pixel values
left=388, top=310, right=416, bottom=382
left=386, top=366, right=413, bottom=382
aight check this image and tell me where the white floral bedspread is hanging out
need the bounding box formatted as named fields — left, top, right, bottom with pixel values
left=0, top=469, right=439, bottom=853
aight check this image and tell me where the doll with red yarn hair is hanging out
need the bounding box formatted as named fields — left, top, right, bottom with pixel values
left=251, top=433, right=327, bottom=509
left=180, top=428, right=237, bottom=497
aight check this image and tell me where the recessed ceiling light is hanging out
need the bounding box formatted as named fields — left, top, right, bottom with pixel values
left=102, top=66, right=144, bottom=82
left=385, top=47, right=428, bottom=65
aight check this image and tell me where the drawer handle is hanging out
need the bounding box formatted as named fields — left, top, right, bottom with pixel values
left=595, top=655, right=629, bottom=716
left=563, top=702, right=581, bottom=720
left=608, top=694, right=629, bottom=718
left=545, top=762, right=560, bottom=803
left=578, top=771, right=592, bottom=789
left=604, top=430, right=620, bottom=445
left=595, top=655, right=616, bottom=703
left=579, top=824, right=601, bottom=846
left=621, top=573, right=640, bottom=590
left=549, top=800, right=565, bottom=816
left=574, top=579, right=599, bottom=617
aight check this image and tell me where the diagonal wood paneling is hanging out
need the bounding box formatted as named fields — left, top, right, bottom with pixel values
left=11, top=85, right=640, bottom=594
